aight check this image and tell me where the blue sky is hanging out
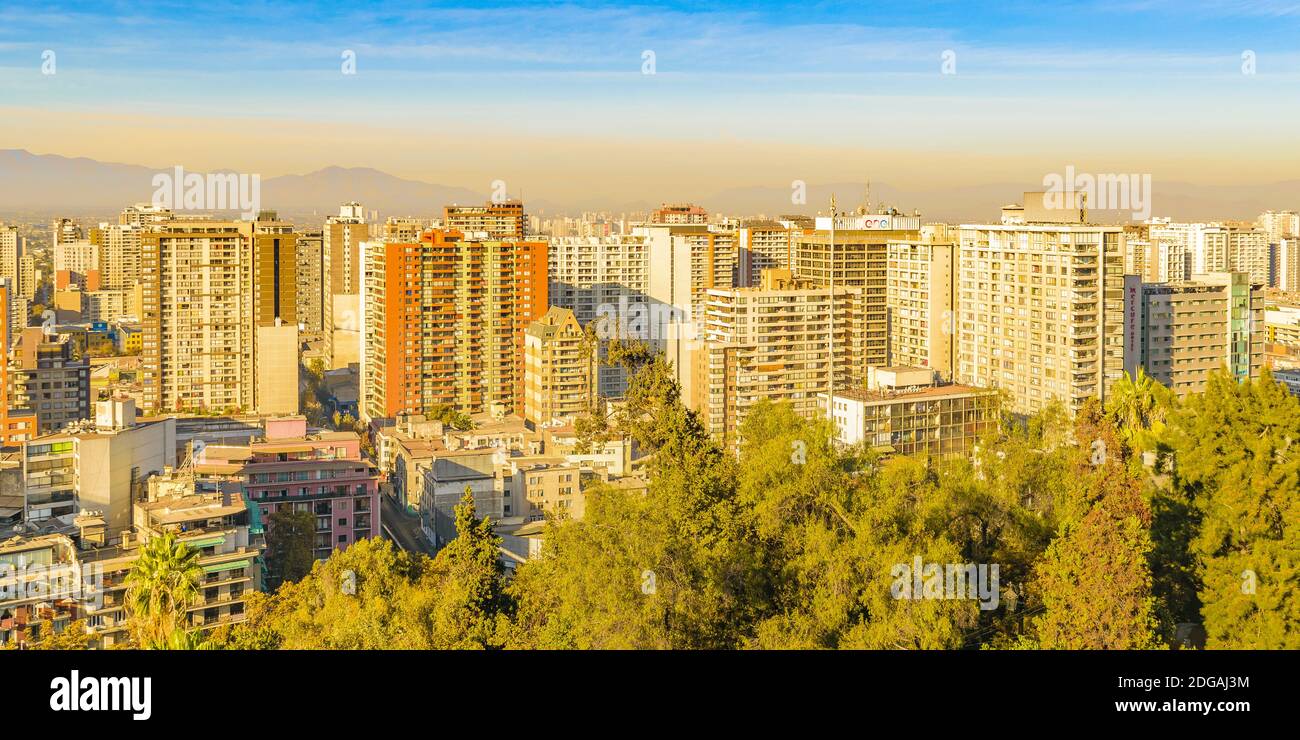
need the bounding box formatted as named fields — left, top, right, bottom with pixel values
left=2, top=1, right=1300, bottom=203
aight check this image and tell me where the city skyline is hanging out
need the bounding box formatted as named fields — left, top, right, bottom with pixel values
left=1, top=1, right=1298, bottom=695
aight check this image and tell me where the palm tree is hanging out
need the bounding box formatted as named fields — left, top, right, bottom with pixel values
left=125, top=532, right=203, bottom=648
left=1105, top=368, right=1172, bottom=452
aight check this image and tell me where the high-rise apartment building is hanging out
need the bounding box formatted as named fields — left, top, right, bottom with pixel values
left=0, top=224, right=25, bottom=341
left=524, top=307, right=594, bottom=429
left=360, top=229, right=547, bottom=422
left=324, top=202, right=368, bottom=296
left=294, top=229, right=325, bottom=333
left=548, top=234, right=650, bottom=397
left=444, top=200, right=526, bottom=240
left=141, top=221, right=256, bottom=414
left=51, top=218, right=83, bottom=247
left=1123, top=272, right=1264, bottom=397
left=252, top=214, right=300, bottom=416
left=118, top=203, right=173, bottom=227
left=323, top=204, right=368, bottom=368
left=1148, top=219, right=1271, bottom=286
left=792, top=212, right=923, bottom=370
left=691, top=269, right=865, bottom=444
left=1258, top=210, right=1300, bottom=244
left=1202, top=225, right=1271, bottom=287
left=53, top=239, right=100, bottom=281
left=17, top=253, right=37, bottom=300
left=886, top=227, right=956, bottom=378
left=382, top=217, right=434, bottom=242
left=957, top=216, right=1126, bottom=415
left=635, top=222, right=738, bottom=327
left=98, top=222, right=143, bottom=291
left=737, top=220, right=801, bottom=287
left=1277, top=237, right=1300, bottom=293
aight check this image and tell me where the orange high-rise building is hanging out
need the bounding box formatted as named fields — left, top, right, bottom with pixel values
left=361, top=228, right=546, bottom=421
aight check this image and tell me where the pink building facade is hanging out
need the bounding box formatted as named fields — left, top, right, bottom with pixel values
left=213, top=417, right=381, bottom=560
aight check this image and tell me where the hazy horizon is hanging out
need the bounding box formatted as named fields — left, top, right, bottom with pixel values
left=4, top=1, right=1300, bottom=211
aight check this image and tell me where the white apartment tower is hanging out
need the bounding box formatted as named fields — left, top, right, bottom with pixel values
left=548, top=235, right=651, bottom=397
left=957, top=220, right=1126, bottom=416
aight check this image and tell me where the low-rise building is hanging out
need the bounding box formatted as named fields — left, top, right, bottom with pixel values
left=8, top=329, right=91, bottom=435
left=821, top=366, right=998, bottom=456
left=197, top=416, right=380, bottom=561
left=21, top=398, right=176, bottom=529
left=0, top=470, right=264, bottom=649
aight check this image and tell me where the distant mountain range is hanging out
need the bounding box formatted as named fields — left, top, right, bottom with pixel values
left=2, top=148, right=1298, bottom=223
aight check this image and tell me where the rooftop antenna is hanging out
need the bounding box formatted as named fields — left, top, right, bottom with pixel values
left=864, top=180, right=871, bottom=215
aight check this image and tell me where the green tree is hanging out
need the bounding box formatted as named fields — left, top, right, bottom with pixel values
left=422, top=488, right=512, bottom=648
left=124, top=533, right=203, bottom=648
left=217, top=492, right=512, bottom=649
left=1167, top=368, right=1300, bottom=648
left=509, top=357, right=757, bottom=649
left=1105, top=368, right=1174, bottom=460
left=1030, top=403, right=1164, bottom=649
left=27, top=619, right=93, bottom=650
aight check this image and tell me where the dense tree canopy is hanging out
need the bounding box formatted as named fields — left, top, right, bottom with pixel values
left=180, top=364, right=1299, bottom=650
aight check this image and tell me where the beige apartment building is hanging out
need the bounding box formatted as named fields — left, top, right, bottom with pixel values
left=54, top=239, right=101, bottom=280
left=637, top=223, right=738, bottom=324
left=1148, top=220, right=1270, bottom=286
left=956, top=216, right=1126, bottom=416
left=0, top=225, right=25, bottom=340
left=1202, top=225, right=1270, bottom=287
left=511, top=457, right=588, bottom=521
left=118, top=203, right=173, bottom=227
left=51, top=218, right=83, bottom=246
left=887, top=227, right=956, bottom=378
left=523, top=307, right=594, bottom=429
left=1258, top=210, right=1299, bottom=243
left=18, top=253, right=38, bottom=300
left=737, top=219, right=802, bottom=287
left=793, top=213, right=923, bottom=370
left=1277, top=238, right=1300, bottom=293
left=294, top=229, right=325, bottom=334
left=1123, top=272, right=1264, bottom=397
left=692, top=268, right=866, bottom=444
left=141, top=221, right=256, bottom=414
left=323, top=203, right=368, bottom=367
left=95, top=222, right=143, bottom=290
